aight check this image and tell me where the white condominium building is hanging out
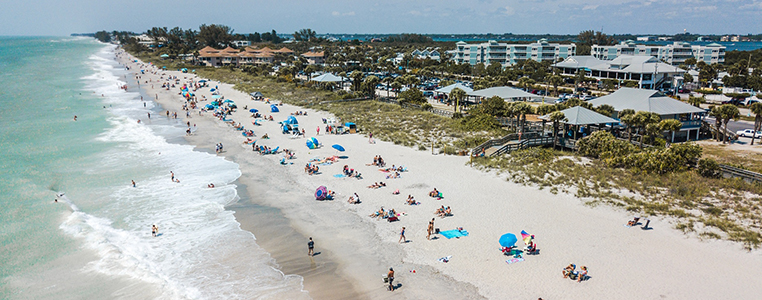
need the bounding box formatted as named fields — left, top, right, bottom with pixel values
left=591, top=40, right=725, bottom=65
left=451, top=39, right=576, bottom=66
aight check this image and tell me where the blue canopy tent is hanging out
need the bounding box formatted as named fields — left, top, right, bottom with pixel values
left=280, top=115, right=298, bottom=133
left=249, top=108, right=259, bottom=113
left=270, top=104, right=279, bottom=113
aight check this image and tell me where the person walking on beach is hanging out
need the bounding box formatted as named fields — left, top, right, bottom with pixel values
left=308, top=237, right=314, bottom=256
left=399, top=227, right=406, bottom=243
left=147, top=112, right=151, bottom=119
left=387, top=268, right=395, bottom=291
left=427, top=218, right=435, bottom=240
left=131, top=180, right=136, bottom=187
left=316, top=126, right=320, bottom=135
left=170, top=171, right=175, bottom=181
left=151, top=224, right=158, bottom=237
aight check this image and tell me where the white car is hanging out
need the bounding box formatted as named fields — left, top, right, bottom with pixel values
left=736, top=129, right=762, bottom=138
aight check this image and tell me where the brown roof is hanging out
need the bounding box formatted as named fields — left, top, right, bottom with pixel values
left=275, top=47, right=294, bottom=53
left=301, top=51, right=325, bottom=58
left=222, top=46, right=239, bottom=53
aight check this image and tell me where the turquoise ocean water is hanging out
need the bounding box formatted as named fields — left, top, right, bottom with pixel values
left=0, top=37, right=307, bottom=299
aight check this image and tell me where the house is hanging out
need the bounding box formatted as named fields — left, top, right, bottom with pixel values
left=588, top=87, right=706, bottom=142
left=301, top=51, right=326, bottom=65
left=198, top=46, right=224, bottom=66
left=554, top=55, right=685, bottom=89
left=232, top=40, right=251, bottom=47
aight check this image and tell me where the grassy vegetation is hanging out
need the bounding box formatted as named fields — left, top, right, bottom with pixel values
left=701, top=144, right=762, bottom=173
left=132, top=53, right=505, bottom=152
left=471, top=147, right=762, bottom=250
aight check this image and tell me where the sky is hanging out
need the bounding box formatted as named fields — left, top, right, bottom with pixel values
left=1, top=0, right=761, bottom=36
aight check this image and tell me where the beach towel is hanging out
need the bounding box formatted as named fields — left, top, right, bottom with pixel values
left=333, top=174, right=347, bottom=178
left=437, top=256, right=452, bottom=263
left=505, top=257, right=525, bottom=265
left=439, top=230, right=469, bottom=239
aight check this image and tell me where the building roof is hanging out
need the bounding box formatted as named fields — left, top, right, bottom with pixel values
left=539, top=106, right=618, bottom=125
left=470, top=86, right=540, bottom=99
left=555, top=55, right=684, bottom=74
left=274, top=47, right=294, bottom=53
left=301, top=51, right=325, bottom=58
left=588, top=87, right=706, bottom=115
left=435, top=83, right=473, bottom=94
left=311, top=73, right=343, bottom=82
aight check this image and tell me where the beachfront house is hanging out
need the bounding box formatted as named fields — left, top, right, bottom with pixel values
left=554, top=55, right=685, bottom=90
left=588, top=87, right=706, bottom=142
left=539, top=106, right=619, bottom=145
left=301, top=51, right=326, bottom=65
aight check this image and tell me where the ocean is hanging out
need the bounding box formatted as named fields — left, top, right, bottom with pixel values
left=0, top=37, right=308, bottom=299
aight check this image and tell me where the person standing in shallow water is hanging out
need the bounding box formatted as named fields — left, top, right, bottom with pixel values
left=308, top=237, right=314, bottom=256
left=152, top=224, right=158, bottom=237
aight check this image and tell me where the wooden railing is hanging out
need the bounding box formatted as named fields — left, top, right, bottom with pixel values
left=318, top=96, right=371, bottom=104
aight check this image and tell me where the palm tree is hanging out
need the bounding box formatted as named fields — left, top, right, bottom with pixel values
left=633, top=111, right=661, bottom=147
left=687, top=96, right=705, bottom=108
left=548, top=75, right=563, bottom=97
left=449, top=88, right=466, bottom=113
left=594, top=104, right=616, bottom=118
left=382, top=77, right=394, bottom=97
left=658, top=119, right=683, bottom=143
left=391, top=82, right=403, bottom=97
left=618, top=109, right=636, bottom=141
left=350, top=71, right=364, bottom=92
left=518, top=77, right=534, bottom=92
left=363, top=75, right=380, bottom=98
left=751, top=102, right=762, bottom=145
left=510, top=102, right=533, bottom=133
left=549, top=111, right=568, bottom=150
left=719, top=104, right=740, bottom=144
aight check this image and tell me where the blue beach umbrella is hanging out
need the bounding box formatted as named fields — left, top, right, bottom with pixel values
left=198, top=79, right=207, bottom=83
left=306, top=140, right=316, bottom=149
left=223, top=99, right=234, bottom=103
left=499, top=233, right=518, bottom=248
left=249, top=108, right=259, bottom=113
left=311, top=137, right=319, bottom=146
left=331, top=144, right=345, bottom=152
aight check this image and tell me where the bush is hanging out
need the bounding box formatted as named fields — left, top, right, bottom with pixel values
left=459, top=112, right=500, bottom=131
left=698, top=158, right=722, bottom=178
left=452, top=112, right=463, bottom=119
left=420, top=103, right=432, bottom=110
left=577, top=131, right=637, bottom=160
left=697, top=89, right=722, bottom=95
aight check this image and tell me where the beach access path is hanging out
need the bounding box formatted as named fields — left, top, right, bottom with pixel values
left=123, top=52, right=762, bottom=299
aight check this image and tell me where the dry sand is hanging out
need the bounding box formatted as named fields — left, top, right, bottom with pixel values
left=121, top=51, right=762, bottom=299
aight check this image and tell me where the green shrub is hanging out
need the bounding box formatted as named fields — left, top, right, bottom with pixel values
left=420, top=103, right=433, bottom=110
left=698, top=158, right=722, bottom=178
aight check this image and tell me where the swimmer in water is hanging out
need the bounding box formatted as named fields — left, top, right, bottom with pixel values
left=74, top=115, right=77, bottom=121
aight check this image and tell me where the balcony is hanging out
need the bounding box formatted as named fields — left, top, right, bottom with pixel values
left=681, top=120, right=702, bottom=129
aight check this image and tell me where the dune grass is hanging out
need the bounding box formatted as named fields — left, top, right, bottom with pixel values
left=471, top=147, right=762, bottom=250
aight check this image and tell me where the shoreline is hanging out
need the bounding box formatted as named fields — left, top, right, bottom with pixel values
left=119, top=48, right=762, bottom=299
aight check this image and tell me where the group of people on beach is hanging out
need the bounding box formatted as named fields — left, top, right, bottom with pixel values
left=562, top=264, right=589, bottom=282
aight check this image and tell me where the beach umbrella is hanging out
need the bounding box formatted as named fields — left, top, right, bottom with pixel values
left=210, top=88, right=216, bottom=92
left=212, top=95, right=222, bottom=99
left=499, top=233, right=518, bottom=248
left=205, top=104, right=215, bottom=109
left=270, top=105, right=279, bottom=113
left=160, top=54, right=169, bottom=58
left=249, top=108, right=259, bottom=113
left=198, top=79, right=207, bottom=83
left=311, top=137, right=319, bottom=146
left=521, top=230, right=533, bottom=245
left=331, top=144, right=345, bottom=152
left=315, top=186, right=328, bottom=200
left=223, top=99, right=234, bottom=103
left=306, top=140, right=316, bottom=149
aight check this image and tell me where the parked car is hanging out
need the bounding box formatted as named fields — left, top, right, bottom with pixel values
left=736, top=129, right=762, bottom=138
left=423, top=91, right=434, bottom=97
left=722, top=98, right=743, bottom=106
left=678, top=88, right=691, bottom=93
left=434, top=94, right=448, bottom=100
left=742, top=99, right=760, bottom=106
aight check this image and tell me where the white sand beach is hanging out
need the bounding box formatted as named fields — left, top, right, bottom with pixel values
left=120, top=50, right=762, bottom=299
